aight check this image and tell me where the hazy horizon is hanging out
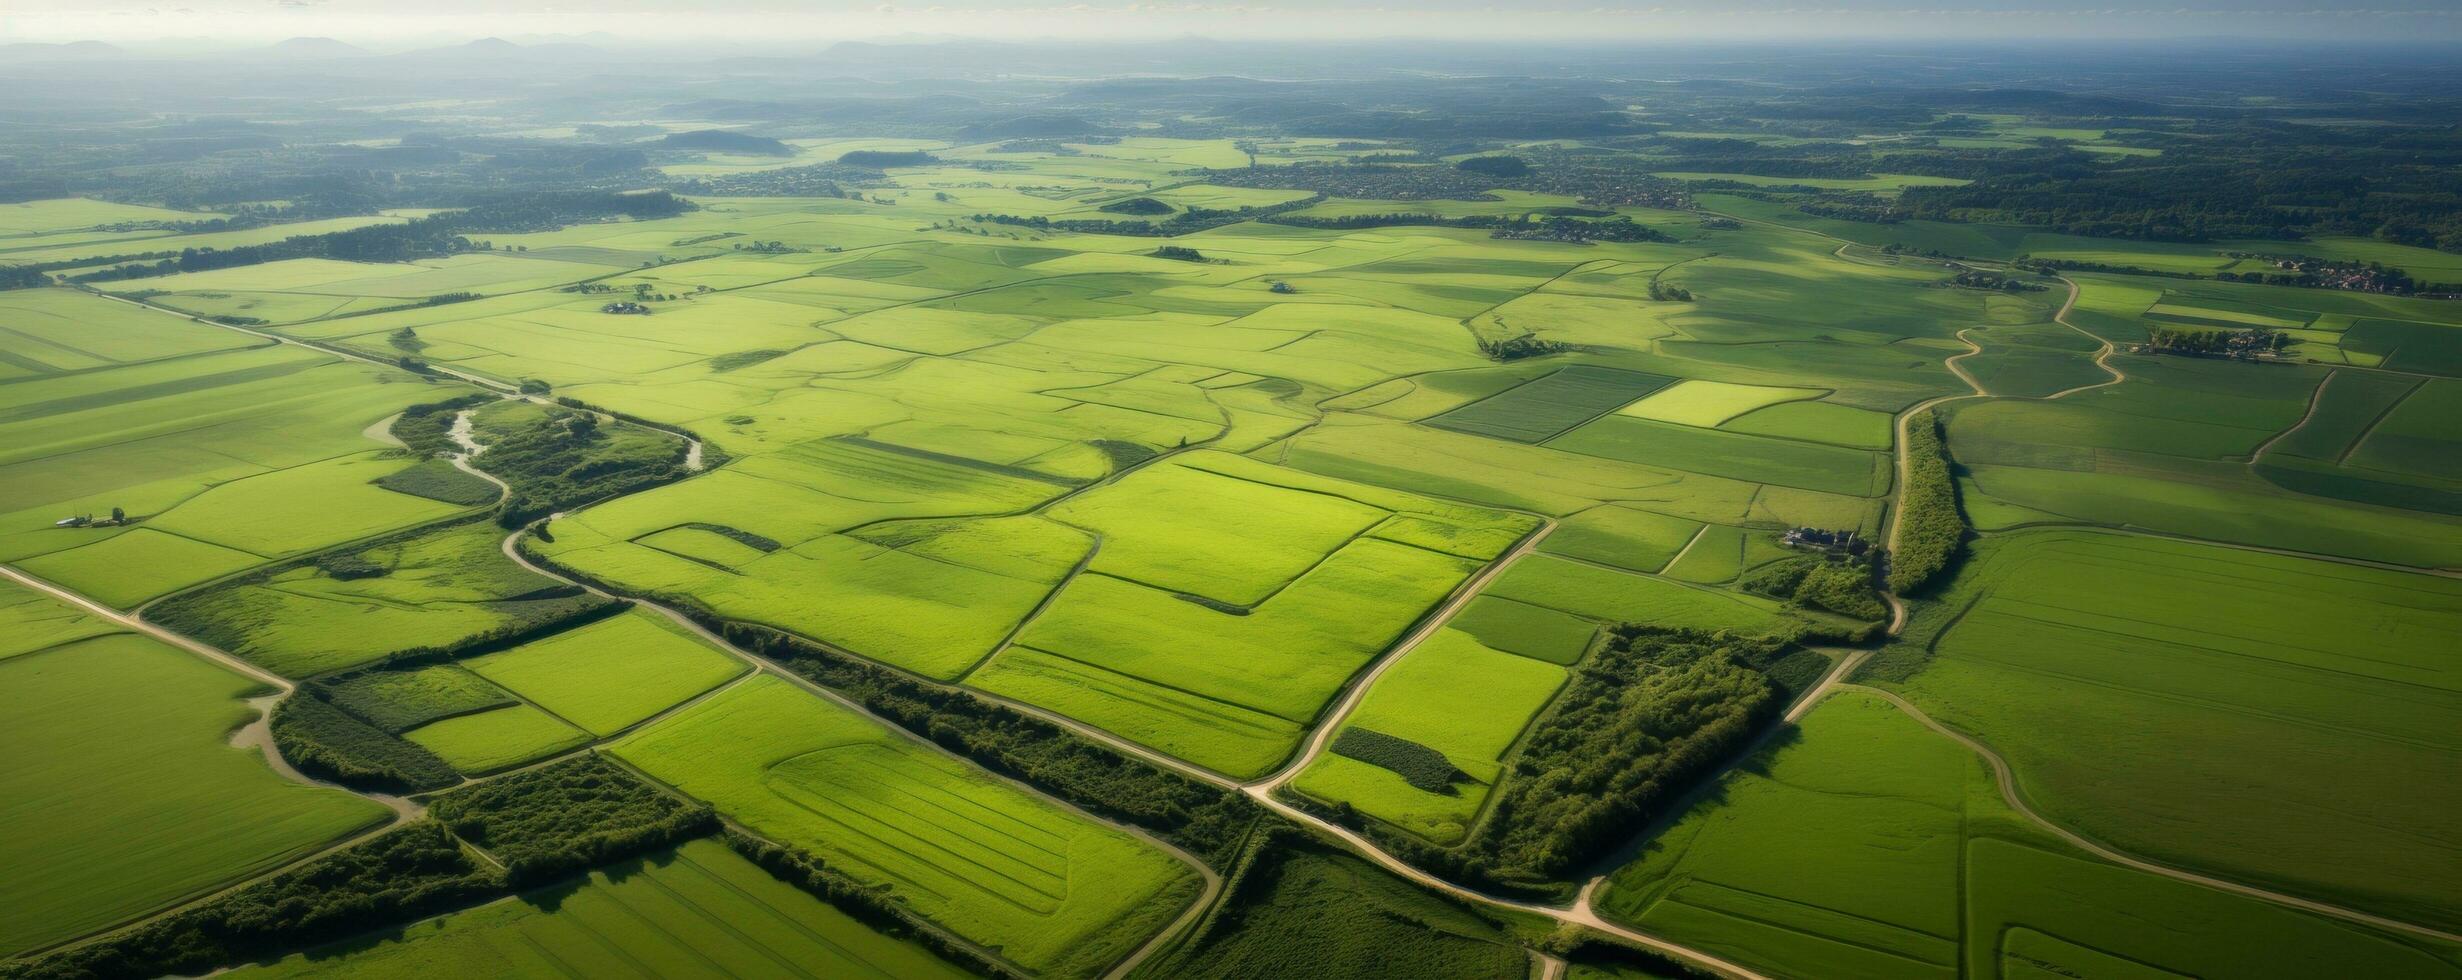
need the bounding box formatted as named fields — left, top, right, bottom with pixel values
left=7, top=0, right=2461, bottom=48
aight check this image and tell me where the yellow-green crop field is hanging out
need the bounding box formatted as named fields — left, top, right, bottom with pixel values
left=7, top=127, right=2461, bottom=980
left=231, top=839, right=974, bottom=980
left=610, top=676, right=1202, bottom=979
left=0, top=594, right=387, bottom=956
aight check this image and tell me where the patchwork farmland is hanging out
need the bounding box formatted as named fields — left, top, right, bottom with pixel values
left=4, top=43, right=2460, bottom=980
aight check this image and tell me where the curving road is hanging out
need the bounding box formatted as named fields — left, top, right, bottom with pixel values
left=1833, top=685, right=2462, bottom=946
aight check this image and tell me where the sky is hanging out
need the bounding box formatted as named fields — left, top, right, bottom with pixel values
left=6, top=0, right=2459, bottom=46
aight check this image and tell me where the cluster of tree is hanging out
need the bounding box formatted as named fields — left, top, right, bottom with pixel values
left=666, top=163, right=884, bottom=198
left=1137, top=826, right=1533, bottom=980
left=967, top=194, right=1326, bottom=238
left=1098, top=196, right=1175, bottom=215
left=653, top=129, right=792, bottom=156
left=1197, top=162, right=1511, bottom=201
left=1797, top=198, right=1904, bottom=224
left=0, top=264, right=49, bottom=290
left=725, top=831, right=1026, bottom=980
left=1476, top=335, right=1572, bottom=361
left=2145, top=326, right=2290, bottom=357
left=265, top=691, right=463, bottom=792
left=464, top=403, right=693, bottom=529
left=386, top=393, right=495, bottom=456
left=1330, top=728, right=1464, bottom=793
left=1361, top=627, right=1787, bottom=891
left=1895, top=147, right=2462, bottom=246
left=1262, top=210, right=1671, bottom=243
left=1885, top=409, right=1965, bottom=595
left=428, top=755, right=718, bottom=887
left=2, top=823, right=503, bottom=980
left=837, top=149, right=939, bottom=168
left=1648, top=280, right=1694, bottom=302
left=1743, top=557, right=1886, bottom=621
left=1456, top=155, right=1530, bottom=177
left=66, top=191, right=691, bottom=283
left=723, top=624, right=1263, bottom=868
left=1945, top=269, right=2050, bottom=292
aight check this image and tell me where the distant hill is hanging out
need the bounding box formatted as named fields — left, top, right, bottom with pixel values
left=1099, top=197, right=1175, bottom=216
left=0, top=41, right=123, bottom=62
left=838, top=150, right=938, bottom=168
left=655, top=130, right=793, bottom=156
left=956, top=115, right=1104, bottom=140
left=265, top=37, right=367, bottom=59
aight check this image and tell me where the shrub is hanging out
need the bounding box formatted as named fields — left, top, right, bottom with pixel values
left=372, top=458, right=500, bottom=506
left=725, top=624, right=1262, bottom=867
left=268, top=692, right=461, bottom=793
left=1886, top=409, right=1966, bottom=595
left=1331, top=728, right=1464, bottom=793
left=725, top=831, right=1026, bottom=980
left=1375, top=627, right=1784, bottom=890
left=3, top=823, right=503, bottom=980
left=1456, top=155, right=1531, bottom=177
left=1098, top=196, right=1174, bottom=215
left=428, top=755, right=717, bottom=886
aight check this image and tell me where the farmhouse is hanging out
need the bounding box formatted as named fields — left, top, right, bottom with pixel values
left=1783, top=527, right=1867, bottom=555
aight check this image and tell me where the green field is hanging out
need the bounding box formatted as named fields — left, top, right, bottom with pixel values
left=232, top=839, right=973, bottom=980
left=149, top=520, right=611, bottom=677
left=1428, top=366, right=1675, bottom=441
left=610, top=676, right=1203, bottom=978
left=1289, top=628, right=1566, bottom=843
left=0, top=631, right=387, bottom=956
left=403, top=703, right=592, bottom=774
left=0, top=337, right=475, bottom=606
left=1618, top=379, right=1822, bottom=427
left=0, top=289, right=255, bottom=378
left=463, top=609, right=747, bottom=736
left=1598, top=691, right=2458, bottom=980
left=9, top=118, right=2462, bottom=980
left=1878, top=529, right=2462, bottom=930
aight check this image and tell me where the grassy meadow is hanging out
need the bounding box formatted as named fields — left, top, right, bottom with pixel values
left=1597, top=691, right=2460, bottom=980
left=7, top=127, right=2462, bottom=980
left=0, top=631, right=387, bottom=956
left=610, top=676, right=1203, bottom=979
left=1876, top=529, right=2462, bottom=930
left=230, top=839, right=974, bottom=980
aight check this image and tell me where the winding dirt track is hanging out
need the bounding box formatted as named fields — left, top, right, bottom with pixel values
left=1833, top=685, right=2462, bottom=945
left=1248, top=520, right=1557, bottom=793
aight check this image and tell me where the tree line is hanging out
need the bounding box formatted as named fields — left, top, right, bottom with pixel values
left=64, top=191, right=692, bottom=284
left=1885, top=409, right=1965, bottom=595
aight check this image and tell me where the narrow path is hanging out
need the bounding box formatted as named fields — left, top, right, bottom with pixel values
left=1785, top=648, right=1873, bottom=726
left=0, top=563, right=421, bottom=961
left=1250, top=520, right=1555, bottom=792
left=1238, top=789, right=1770, bottom=980
left=2248, top=368, right=2334, bottom=464
left=2042, top=275, right=2125, bottom=400
left=1835, top=685, right=2462, bottom=946
left=490, top=516, right=1222, bottom=980
left=1656, top=522, right=1713, bottom=575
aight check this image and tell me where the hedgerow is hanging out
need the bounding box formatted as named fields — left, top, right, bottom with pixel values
left=1886, top=408, right=1966, bottom=595
left=268, top=691, right=461, bottom=792
left=2, top=823, right=502, bottom=980
left=725, top=831, right=1026, bottom=980
left=724, top=624, right=1262, bottom=868
left=1330, top=728, right=1464, bottom=793
left=1376, top=627, right=1784, bottom=891
left=428, top=755, right=716, bottom=886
